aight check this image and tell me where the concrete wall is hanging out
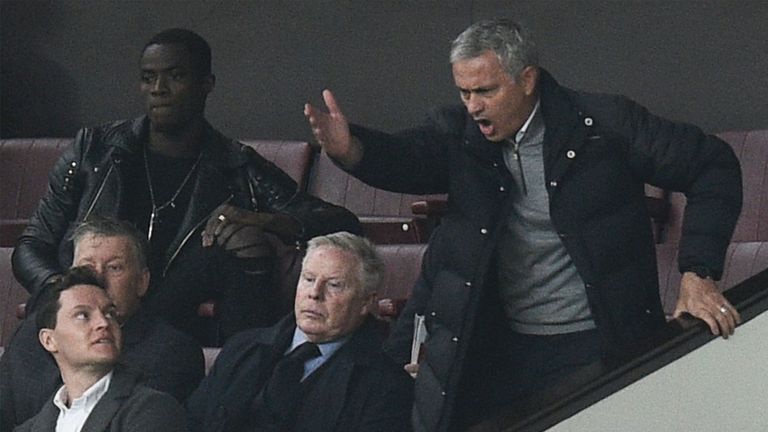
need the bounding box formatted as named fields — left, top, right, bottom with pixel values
left=2, top=0, right=767, bottom=141
left=547, top=308, right=768, bottom=431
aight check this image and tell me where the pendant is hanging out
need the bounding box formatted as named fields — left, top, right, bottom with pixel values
left=148, top=210, right=156, bottom=242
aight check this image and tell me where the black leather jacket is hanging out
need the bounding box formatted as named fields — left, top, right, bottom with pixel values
left=12, top=116, right=360, bottom=338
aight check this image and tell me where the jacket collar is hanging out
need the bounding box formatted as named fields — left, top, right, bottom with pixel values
left=79, top=366, right=139, bottom=432
left=459, top=68, right=589, bottom=167
left=29, top=366, right=139, bottom=432
left=538, top=69, right=595, bottom=182
left=104, top=116, right=248, bottom=169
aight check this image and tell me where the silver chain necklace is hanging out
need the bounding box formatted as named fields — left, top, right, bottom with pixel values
left=143, top=144, right=203, bottom=241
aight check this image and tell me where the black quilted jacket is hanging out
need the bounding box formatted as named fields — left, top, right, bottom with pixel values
left=350, top=70, right=742, bottom=432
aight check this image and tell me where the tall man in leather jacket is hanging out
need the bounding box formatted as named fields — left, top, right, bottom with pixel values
left=305, top=18, right=742, bottom=431
left=12, top=28, right=360, bottom=345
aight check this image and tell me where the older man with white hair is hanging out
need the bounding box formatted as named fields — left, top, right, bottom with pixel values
left=186, top=231, right=413, bottom=432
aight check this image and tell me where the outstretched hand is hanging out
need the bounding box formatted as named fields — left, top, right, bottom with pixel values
left=304, top=89, right=362, bottom=168
left=673, top=272, right=741, bottom=338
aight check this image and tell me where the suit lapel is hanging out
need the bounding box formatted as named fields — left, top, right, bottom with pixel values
left=28, top=400, right=60, bottom=432
left=219, top=318, right=294, bottom=431
left=304, top=349, right=355, bottom=430
left=80, top=368, right=135, bottom=432
left=298, top=318, right=380, bottom=430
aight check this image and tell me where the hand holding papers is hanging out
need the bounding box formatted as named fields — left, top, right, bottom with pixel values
left=406, top=314, right=428, bottom=378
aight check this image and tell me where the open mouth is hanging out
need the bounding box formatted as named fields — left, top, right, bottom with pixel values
left=475, top=118, right=495, bottom=136
left=92, top=336, right=114, bottom=345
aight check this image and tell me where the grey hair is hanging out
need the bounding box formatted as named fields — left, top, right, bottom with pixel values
left=70, top=216, right=148, bottom=270
left=304, top=232, right=385, bottom=295
left=450, top=18, right=539, bottom=79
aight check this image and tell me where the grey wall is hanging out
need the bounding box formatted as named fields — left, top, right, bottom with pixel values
left=2, top=0, right=767, bottom=141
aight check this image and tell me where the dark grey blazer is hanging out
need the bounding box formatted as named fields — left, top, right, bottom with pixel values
left=0, top=308, right=204, bottom=428
left=14, top=365, right=186, bottom=432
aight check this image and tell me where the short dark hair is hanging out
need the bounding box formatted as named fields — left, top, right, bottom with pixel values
left=70, top=216, right=148, bottom=269
left=35, top=266, right=107, bottom=331
left=143, top=28, right=212, bottom=77
left=450, top=18, right=539, bottom=80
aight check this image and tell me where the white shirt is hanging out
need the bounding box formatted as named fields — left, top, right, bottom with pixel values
left=511, top=100, right=541, bottom=145
left=289, top=328, right=349, bottom=380
left=53, top=371, right=113, bottom=432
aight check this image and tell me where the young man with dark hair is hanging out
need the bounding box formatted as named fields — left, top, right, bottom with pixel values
left=14, top=266, right=186, bottom=432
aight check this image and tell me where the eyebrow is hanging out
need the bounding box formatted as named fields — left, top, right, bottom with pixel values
left=69, top=302, right=116, bottom=312
left=141, top=64, right=185, bottom=73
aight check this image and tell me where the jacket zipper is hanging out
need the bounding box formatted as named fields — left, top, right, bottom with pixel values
left=162, top=194, right=234, bottom=277
left=511, top=142, right=528, bottom=196
left=83, top=164, right=115, bottom=220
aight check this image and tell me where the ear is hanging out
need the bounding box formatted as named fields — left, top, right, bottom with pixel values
left=519, top=66, right=539, bottom=96
left=202, top=74, right=216, bottom=94
left=137, top=268, right=150, bottom=298
left=39, top=328, right=58, bottom=354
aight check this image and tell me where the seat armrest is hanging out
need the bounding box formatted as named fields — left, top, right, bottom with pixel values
left=377, top=298, right=409, bottom=319
left=197, top=300, right=216, bottom=318
left=411, top=199, right=448, bottom=217
left=16, top=303, right=27, bottom=320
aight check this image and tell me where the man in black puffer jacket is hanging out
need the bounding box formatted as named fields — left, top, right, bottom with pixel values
left=12, top=28, right=360, bottom=345
left=305, top=18, right=742, bottom=432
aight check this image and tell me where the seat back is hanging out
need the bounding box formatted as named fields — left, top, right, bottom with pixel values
left=656, top=242, right=768, bottom=317
left=0, top=138, right=70, bottom=245
left=654, top=130, right=768, bottom=315
left=308, top=152, right=446, bottom=243
left=659, top=130, right=768, bottom=244
left=0, top=247, right=28, bottom=347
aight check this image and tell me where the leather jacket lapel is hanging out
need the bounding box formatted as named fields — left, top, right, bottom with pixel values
left=162, top=127, right=238, bottom=273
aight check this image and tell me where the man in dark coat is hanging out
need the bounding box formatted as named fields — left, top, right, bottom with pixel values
left=304, top=18, right=742, bottom=431
left=11, top=28, right=360, bottom=345
left=1, top=217, right=204, bottom=428
left=14, top=267, right=186, bottom=432
left=185, top=232, right=413, bottom=432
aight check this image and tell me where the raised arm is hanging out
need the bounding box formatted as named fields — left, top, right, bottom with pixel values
left=304, top=89, right=364, bottom=169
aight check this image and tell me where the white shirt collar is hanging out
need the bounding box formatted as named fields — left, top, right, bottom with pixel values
left=512, top=99, right=541, bottom=145
left=54, top=371, right=113, bottom=432
left=290, top=327, right=350, bottom=380
left=290, top=327, right=348, bottom=359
